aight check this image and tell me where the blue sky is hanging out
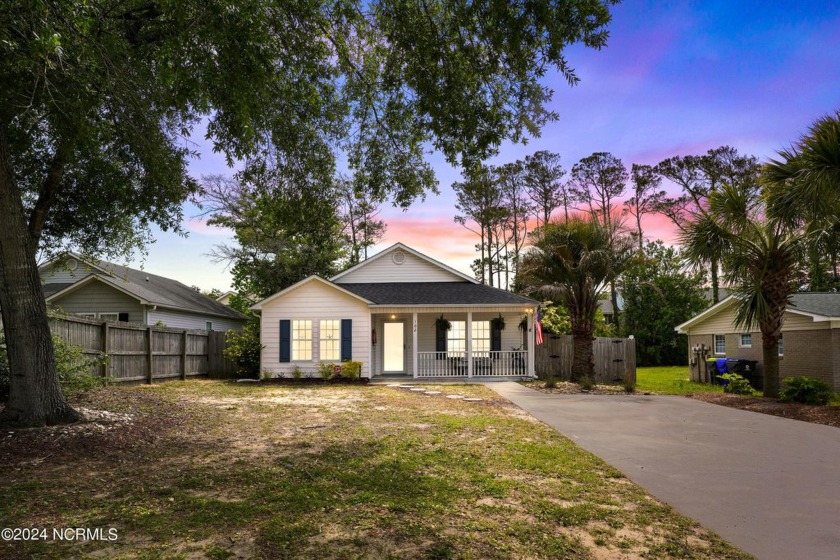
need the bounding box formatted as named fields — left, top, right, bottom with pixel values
left=138, top=1, right=840, bottom=291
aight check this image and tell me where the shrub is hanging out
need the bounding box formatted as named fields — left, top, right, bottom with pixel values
left=622, top=378, right=636, bottom=394
left=291, top=366, right=303, bottom=380
left=578, top=376, right=594, bottom=391
left=223, top=320, right=263, bottom=379
left=0, top=334, right=109, bottom=401
left=544, top=374, right=557, bottom=389
left=318, top=362, right=337, bottom=379
left=341, top=361, right=362, bottom=380
left=720, top=373, right=753, bottom=395
left=52, top=336, right=110, bottom=396
left=780, top=376, right=835, bottom=406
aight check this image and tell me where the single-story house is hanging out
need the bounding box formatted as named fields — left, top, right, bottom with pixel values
left=40, top=253, right=247, bottom=331
left=251, top=243, right=539, bottom=379
left=675, top=293, right=840, bottom=391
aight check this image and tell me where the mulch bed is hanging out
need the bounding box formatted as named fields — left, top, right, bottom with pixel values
left=523, top=380, right=631, bottom=395
left=688, top=392, right=840, bottom=428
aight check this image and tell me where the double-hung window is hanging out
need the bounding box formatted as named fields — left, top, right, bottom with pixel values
left=713, top=334, right=726, bottom=355
left=472, top=321, right=491, bottom=354
left=778, top=334, right=784, bottom=357
left=739, top=333, right=752, bottom=348
left=319, top=320, right=340, bottom=361
left=292, top=320, right=313, bottom=361
left=448, top=321, right=466, bottom=355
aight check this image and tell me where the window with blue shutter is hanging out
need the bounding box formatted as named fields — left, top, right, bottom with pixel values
left=279, top=320, right=291, bottom=362
left=340, top=319, right=352, bottom=361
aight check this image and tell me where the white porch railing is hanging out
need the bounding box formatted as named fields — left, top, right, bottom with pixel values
left=417, top=351, right=468, bottom=377
left=415, top=350, right=528, bottom=377
left=472, top=350, right=528, bottom=377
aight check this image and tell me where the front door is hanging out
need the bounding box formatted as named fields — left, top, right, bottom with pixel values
left=383, top=322, right=405, bottom=373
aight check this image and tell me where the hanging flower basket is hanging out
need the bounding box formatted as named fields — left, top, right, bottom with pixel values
left=490, top=313, right=506, bottom=330
left=435, top=315, right=452, bottom=331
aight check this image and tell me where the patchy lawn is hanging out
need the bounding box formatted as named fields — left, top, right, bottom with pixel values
left=636, top=366, right=726, bottom=395
left=0, top=381, right=749, bottom=559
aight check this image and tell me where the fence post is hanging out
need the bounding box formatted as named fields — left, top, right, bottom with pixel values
left=180, top=330, right=188, bottom=380
left=100, top=321, right=109, bottom=378
left=146, top=326, right=154, bottom=384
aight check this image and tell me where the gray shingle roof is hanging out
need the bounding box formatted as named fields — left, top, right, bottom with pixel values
left=337, top=282, right=538, bottom=306
left=789, top=293, right=840, bottom=318
left=45, top=260, right=246, bottom=321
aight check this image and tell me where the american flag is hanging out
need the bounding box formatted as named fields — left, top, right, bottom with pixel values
left=535, top=306, right=544, bottom=346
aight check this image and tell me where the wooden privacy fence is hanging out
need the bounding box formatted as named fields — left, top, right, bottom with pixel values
left=535, top=335, right=636, bottom=384
left=48, top=315, right=237, bottom=383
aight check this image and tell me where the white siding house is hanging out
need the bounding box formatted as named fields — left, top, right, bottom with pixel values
left=253, top=243, right=539, bottom=380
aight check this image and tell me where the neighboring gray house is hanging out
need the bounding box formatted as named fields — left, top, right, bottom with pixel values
left=40, top=254, right=247, bottom=331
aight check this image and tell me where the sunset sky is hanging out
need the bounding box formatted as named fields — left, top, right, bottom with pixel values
left=138, top=1, right=840, bottom=292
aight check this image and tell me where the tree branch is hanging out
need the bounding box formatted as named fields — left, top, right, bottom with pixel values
left=28, top=141, right=70, bottom=246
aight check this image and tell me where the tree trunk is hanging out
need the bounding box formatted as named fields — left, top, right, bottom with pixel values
left=710, top=257, right=719, bottom=303
left=761, top=332, right=781, bottom=398
left=636, top=212, right=644, bottom=252
left=0, top=138, right=78, bottom=427
left=570, top=320, right=595, bottom=382
left=610, top=279, right=620, bottom=332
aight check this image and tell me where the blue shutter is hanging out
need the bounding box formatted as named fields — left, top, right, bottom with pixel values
left=491, top=323, right=502, bottom=352
left=340, top=319, right=352, bottom=361
left=279, top=320, right=291, bottom=363
left=435, top=323, right=446, bottom=359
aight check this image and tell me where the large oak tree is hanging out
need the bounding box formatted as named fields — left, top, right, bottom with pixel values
left=0, top=0, right=619, bottom=426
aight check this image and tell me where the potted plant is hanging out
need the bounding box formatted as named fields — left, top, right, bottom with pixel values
left=518, top=315, right=528, bottom=332
left=435, top=315, right=452, bottom=331
left=490, top=313, right=506, bottom=331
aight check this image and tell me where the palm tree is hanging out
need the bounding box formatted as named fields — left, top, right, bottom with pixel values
left=520, top=218, right=633, bottom=381
left=764, top=111, right=840, bottom=290
left=764, top=110, right=840, bottom=224
left=681, top=183, right=805, bottom=397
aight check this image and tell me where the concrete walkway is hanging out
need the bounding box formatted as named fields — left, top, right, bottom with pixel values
left=490, top=382, right=840, bottom=560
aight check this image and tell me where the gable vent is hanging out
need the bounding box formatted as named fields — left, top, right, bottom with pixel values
left=392, top=251, right=406, bottom=265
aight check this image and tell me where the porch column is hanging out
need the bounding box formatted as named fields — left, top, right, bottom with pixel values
left=412, top=312, right=418, bottom=379
left=528, top=309, right=536, bottom=377
left=467, top=311, right=473, bottom=378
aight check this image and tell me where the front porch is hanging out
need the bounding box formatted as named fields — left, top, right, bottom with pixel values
left=370, top=309, right=535, bottom=379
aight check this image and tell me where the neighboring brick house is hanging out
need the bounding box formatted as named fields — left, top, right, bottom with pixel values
left=675, top=293, right=840, bottom=391
left=40, top=253, right=247, bottom=331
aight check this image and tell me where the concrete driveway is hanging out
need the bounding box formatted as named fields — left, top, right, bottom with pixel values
left=490, top=382, right=840, bottom=560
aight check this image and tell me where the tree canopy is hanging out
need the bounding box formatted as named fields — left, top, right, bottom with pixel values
left=0, top=0, right=621, bottom=426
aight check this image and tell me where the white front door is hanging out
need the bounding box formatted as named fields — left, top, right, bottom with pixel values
left=383, top=322, right=405, bottom=373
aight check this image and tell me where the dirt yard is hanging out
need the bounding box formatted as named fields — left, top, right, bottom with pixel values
left=0, top=381, right=750, bottom=559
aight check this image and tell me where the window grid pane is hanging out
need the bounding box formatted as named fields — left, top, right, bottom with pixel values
left=448, top=321, right=465, bottom=354
left=292, top=320, right=312, bottom=361
left=472, top=321, right=490, bottom=353
left=320, top=320, right=340, bottom=361
left=714, top=335, right=726, bottom=355
left=740, top=334, right=751, bottom=347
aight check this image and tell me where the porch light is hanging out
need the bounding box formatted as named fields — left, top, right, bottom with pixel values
left=390, top=314, right=396, bottom=319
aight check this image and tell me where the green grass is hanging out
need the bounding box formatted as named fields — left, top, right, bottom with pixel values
left=0, top=381, right=750, bottom=559
left=636, top=366, right=726, bottom=395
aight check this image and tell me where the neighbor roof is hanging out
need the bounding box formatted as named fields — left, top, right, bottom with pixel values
left=788, top=293, right=840, bottom=319
left=43, top=256, right=246, bottom=321
left=675, top=292, right=840, bottom=333
left=338, top=282, right=538, bottom=306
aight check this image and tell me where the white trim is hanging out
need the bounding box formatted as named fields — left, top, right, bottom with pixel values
left=784, top=307, right=834, bottom=322
left=330, top=242, right=478, bottom=284
left=250, top=275, right=374, bottom=310
left=46, top=274, right=150, bottom=305
left=675, top=296, right=737, bottom=333
left=713, top=334, right=726, bottom=356
left=368, top=303, right=535, bottom=309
